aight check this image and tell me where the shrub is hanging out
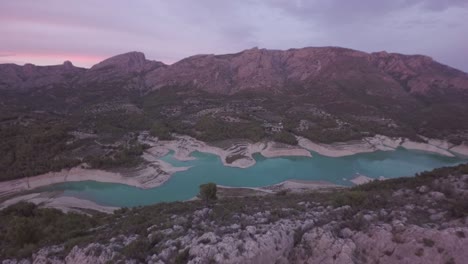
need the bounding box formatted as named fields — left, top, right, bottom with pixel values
left=276, top=190, right=288, bottom=196
left=273, top=131, right=298, bottom=145
left=0, top=202, right=100, bottom=259
left=85, top=143, right=145, bottom=169
left=331, top=191, right=367, bottom=208
left=150, top=122, right=172, bottom=140
left=446, top=257, right=456, bottom=264
left=122, top=239, right=150, bottom=262
left=448, top=199, right=468, bottom=218
left=1, top=201, right=37, bottom=217
left=6, top=217, right=40, bottom=247
left=293, top=228, right=305, bottom=246
left=225, top=154, right=245, bottom=164
left=343, top=213, right=370, bottom=232
left=422, top=238, right=435, bottom=247
left=414, top=248, right=424, bottom=257
left=199, top=183, right=217, bottom=202
left=174, top=248, right=190, bottom=264
left=195, top=116, right=265, bottom=142
left=198, top=238, right=211, bottom=244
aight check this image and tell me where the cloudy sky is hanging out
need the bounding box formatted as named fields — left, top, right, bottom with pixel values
left=1, top=0, right=467, bottom=71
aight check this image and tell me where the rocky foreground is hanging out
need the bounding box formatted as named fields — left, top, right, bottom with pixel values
left=1, top=164, right=468, bottom=264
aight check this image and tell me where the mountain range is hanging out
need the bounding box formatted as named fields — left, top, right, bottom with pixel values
left=1, top=46, right=468, bottom=181
left=2, top=47, right=468, bottom=95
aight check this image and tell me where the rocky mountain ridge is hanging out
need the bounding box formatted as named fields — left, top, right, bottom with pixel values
left=0, top=61, right=85, bottom=91
left=145, top=47, right=467, bottom=95
left=82, top=51, right=165, bottom=85
left=2, top=47, right=467, bottom=95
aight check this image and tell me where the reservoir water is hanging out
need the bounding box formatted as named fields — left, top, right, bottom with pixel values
left=42, top=148, right=466, bottom=207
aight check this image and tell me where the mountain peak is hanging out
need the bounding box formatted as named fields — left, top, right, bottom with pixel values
left=244, top=46, right=260, bottom=52
left=81, top=51, right=165, bottom=85
left=24, top=63, right=35, bottom=68
left=90, top=51, right=148, bottom=72
left=63, top=60, right=74, bottom=68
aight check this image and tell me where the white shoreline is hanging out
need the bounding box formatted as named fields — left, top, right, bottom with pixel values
left=297, top=135, right=468, bottom=158
left=0, top=192, right=118, bottom=214
left=0, top=161, right=190, bottom=200
left=260, top=179, right=342, bottom=192
left=148, top=136, right=313, bottom=169
left=216, top=179, right=341, bottom=195
left=146, top=134, right=467, bottom=170
left=0, top=133, right=466, bottom=211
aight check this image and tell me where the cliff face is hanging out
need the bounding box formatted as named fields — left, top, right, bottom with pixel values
left=145, top=47, right=468, bottom=96
left=1, top=165, right=468, bottom=263
left=76, top=52, right=166, bottom=94
left=370, top=51, right=468, bottom=95
left=83, top=51, right=165, bottom=83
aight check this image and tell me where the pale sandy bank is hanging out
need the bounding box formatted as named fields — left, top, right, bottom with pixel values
left=140, top=133, right=466, bottom=171
left=140, top=134, right=313, bottom=169
left=256, top=179, right=341, bottom=193
left=0, top=192, right=118, bottom=214
left=216, top=179, right=341, bottom=197
left=298, top=134, right=465, bottom=158
left=0, top=158, right=190, bottom=200
left=350, top=175, right=376, bottom=185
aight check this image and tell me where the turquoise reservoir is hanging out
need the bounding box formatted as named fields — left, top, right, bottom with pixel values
left=42, top=149, right=466, bottom=207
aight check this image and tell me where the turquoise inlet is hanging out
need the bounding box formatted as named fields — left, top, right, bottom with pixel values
left=41, top=149, right=466, bottom=207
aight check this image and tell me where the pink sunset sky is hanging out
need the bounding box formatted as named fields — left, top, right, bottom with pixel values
left=1, top=0, right=467, bottom=71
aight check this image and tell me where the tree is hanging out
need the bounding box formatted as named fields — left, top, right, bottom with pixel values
left=150, top=122, right=172, bottom=140
left=2, top=201, right=37, bottom=217
left=199, top=183, right=217, bottom=202
left=273, top=131, right=298, bottom=145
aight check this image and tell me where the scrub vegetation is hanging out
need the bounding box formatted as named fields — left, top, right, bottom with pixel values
left=0, top=202, right=103, bottom=259
left=1, top=81, right=468, bottom=182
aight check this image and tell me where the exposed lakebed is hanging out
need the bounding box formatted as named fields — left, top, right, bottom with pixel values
left=40, top=148, right=466, bottom=207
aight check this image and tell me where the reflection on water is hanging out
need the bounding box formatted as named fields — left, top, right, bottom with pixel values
left=41, top=148, right=466, bottom=207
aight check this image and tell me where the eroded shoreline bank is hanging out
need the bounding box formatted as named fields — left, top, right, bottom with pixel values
left=145, top=133, right=468, bottom=168
left=0, top=179, right=344, bottom=214
left=0, top=133, right=467, bottom=212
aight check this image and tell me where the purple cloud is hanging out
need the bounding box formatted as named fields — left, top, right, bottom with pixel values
left=0, top=0, right=467, bottom=71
